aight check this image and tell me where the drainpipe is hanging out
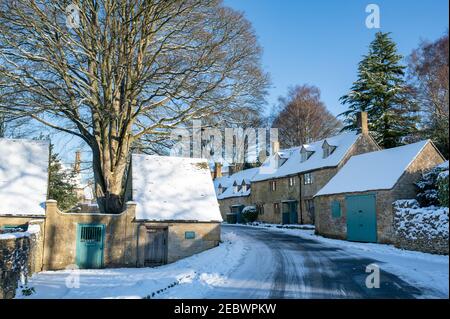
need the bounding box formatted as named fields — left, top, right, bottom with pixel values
left=298, top=173, right=303, bottom=224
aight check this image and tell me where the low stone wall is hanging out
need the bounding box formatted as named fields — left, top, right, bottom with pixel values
left=393, top=200, right=449, bottom=255
left=0, top=222, right=44, bottom=299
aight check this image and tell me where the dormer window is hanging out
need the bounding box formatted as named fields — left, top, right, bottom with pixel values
left=218, top=184, right=223, bottom=195
left=300, top=147, right=314, bottom=162
left=240, top=180, right=247, bottom=192
left=233, top=181, right=238, bottom=193
left=322, top=140, right=336, bottom=158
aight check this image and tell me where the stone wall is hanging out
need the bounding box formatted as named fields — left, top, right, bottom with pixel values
left=43, top=200, right=137, bottom=270
left=1, top=200, right=221, bottom=275
left=393, top=200, right=449, bottom=255
left=138, top=222, right=221, bottom=264
left=0, top=222, right=44, bottom=299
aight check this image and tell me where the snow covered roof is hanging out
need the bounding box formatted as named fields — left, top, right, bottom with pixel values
left=215, top=167, right=259, bottom=200
left=132, top=154, right=222, bottom=222
left=252, top=131, right=361, bottom=182
left=315, top=140, right=432, bottom=197
left=0, top=138, right=50, bottom=216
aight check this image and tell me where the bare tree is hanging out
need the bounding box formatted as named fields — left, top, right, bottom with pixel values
left=0, top=0, right=269, bottom=213
left=271, top=85, right=341, bottom=148
left=408, top=31, right=449, bottom=158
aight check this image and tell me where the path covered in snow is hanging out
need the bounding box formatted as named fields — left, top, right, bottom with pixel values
left=17, top=224, right=448, bottom=299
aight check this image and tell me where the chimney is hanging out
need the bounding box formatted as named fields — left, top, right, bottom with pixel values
left=74, top=150, right=81, bottom=174
left=271, top=141, right=280, bottom=155
left=213, top=162, right=222, bottom=179
left=356, top=111, right=368, bottom=135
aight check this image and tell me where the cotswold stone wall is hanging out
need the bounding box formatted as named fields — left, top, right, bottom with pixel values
left=393, top=200, right=449, bottom=255
left=0, top=222, right=44, bottom=299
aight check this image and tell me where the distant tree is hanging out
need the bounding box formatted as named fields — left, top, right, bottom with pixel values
left=48, top=144, right=79, bottom=211
left=408, top=31, right=449, bottom=158
left=271, top=85, right=341, bottom=148
left=340, top=32, right=419, bottom=148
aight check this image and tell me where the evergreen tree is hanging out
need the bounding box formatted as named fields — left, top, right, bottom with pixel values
left=48, top=144, right=79, bottom=211
left=340, top=32, right=419, bottom=148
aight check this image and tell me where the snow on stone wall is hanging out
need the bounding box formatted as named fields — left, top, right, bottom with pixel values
left=393, top=200, right=449, bottom=255
left=0, top=224, right=43, bottom=299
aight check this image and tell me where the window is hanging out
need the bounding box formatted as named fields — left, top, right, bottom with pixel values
left=304, top=173, right=313, bottom=185
left=331, top=201, right=341, bottom=218
left=233, top=182, right=238, bottom=193
left=269, top=180, right=277, bottom=192
left=288, top=177, right=296, bottom=187
left=274, top=203, right=280, bottom=214
left=185, top=231, right=196, bottom=239
left=218, top=185, right=223, bottom=195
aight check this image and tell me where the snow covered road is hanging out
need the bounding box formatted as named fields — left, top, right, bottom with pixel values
left=16, top=224, right=448, bottom=299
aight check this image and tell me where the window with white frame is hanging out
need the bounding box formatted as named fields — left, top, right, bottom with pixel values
left=304, top=173, right=313, bottom=185
left=269, top=180, right=277, bottom=192
left=288, top=177, right=296, bottom=187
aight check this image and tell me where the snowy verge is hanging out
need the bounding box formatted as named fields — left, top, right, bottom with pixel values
left=236, top=223, right=449, bottom=298
left=15, top=231, right=245, bottom=299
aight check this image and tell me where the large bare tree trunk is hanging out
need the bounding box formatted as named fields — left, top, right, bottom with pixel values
left=0, top=0, right=269, bottom=214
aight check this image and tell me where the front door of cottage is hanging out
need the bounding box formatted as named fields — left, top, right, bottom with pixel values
left=145, top=227, right=168, bottom=266
left=76, top=224, right=105, bottom=269
left=346, top=194, right=377, bottom=243
left=282, top=201, right=298, bottom=224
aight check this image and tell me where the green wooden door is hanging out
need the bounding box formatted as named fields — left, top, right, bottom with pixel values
left=76, top=224, right=105, bottom=269
left=346, top=194, right=377, bottom=243
left=282, top=202, right=298, bottom=224
left=289, top=202, right=298, bottom=224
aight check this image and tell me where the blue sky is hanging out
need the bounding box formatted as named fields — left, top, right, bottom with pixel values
left=52, top=0, right=449, bottom=164
left=224, top=0, right=449, bottom=116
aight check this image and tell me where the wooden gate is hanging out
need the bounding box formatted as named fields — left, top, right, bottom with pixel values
left=145, top=227, right=168, bottom=267
left=76, top=224, right=105, bottom=269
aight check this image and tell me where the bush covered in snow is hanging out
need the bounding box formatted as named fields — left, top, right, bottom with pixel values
left=393, top=199, right=449, bottom=255
left=241, top=206, right=258, bottom=223
left=437, top=162, right=449, bottom=207
left=415, top=161, right=449, bottom=207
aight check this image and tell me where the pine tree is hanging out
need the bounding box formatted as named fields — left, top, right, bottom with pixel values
left=340, top=32, right=419, bottom=148
left=48, top=145, right=79, bottom=211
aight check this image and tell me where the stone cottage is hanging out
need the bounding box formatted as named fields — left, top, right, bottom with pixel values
left=250, top=113, right=379, bottom=225
left=213, top=167, right=259, bottom=223
left=314, top=139, right=445, bottom=244
left=0, top=138, right=222, bottom=271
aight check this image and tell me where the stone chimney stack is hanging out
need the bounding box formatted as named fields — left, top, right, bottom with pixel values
left=356, top=111, right=369, bottom=135
left=74, top=150, right=81, bottom=174
left=213, top=162, right=222, bottom=179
